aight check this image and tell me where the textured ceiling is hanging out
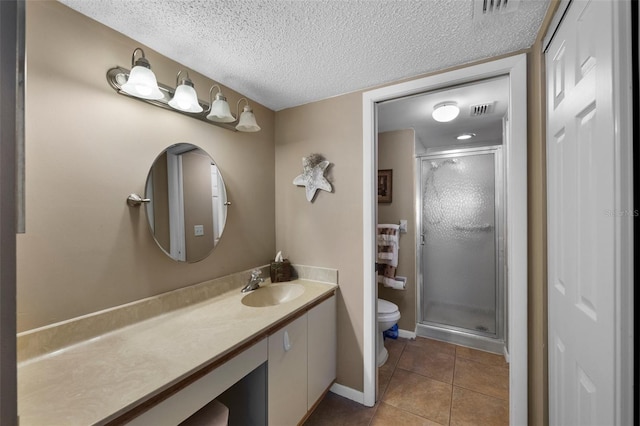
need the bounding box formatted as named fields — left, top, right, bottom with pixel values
left=59, top=0, right=550, bottom=111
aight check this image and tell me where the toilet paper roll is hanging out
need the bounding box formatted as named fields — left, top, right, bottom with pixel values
left=384, top=276, right=406, bottom=290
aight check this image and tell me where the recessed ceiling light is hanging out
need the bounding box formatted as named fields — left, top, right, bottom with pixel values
left=432, top=102, right=460, bottom=122
left=456, top=133, right=476, bottom=140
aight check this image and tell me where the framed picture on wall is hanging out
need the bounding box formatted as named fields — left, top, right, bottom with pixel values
left=378, top=169, right=392, bottom=203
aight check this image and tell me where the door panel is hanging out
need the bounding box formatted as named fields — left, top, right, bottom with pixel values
left=419, top=150, right=502, bottom=338
left=546, top=1, right=616, bottom=424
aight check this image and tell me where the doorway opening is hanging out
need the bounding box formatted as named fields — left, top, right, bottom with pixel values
left=362, top=54, right=528, bottom=425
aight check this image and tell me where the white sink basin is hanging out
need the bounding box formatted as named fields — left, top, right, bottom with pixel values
left=241, top=283, right=305, bottom=307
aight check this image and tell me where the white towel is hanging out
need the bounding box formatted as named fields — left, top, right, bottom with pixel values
left=377, top=224, right=400, bottom=267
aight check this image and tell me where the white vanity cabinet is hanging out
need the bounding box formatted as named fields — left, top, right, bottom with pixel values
left=307, top=294, right=336, bottom=409
left=268, top=294, right=336, bottom=425
left=268, top=313, right=308, bottom=426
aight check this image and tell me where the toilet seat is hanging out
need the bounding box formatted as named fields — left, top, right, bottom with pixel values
left=377, top=298, right=400, bottom=323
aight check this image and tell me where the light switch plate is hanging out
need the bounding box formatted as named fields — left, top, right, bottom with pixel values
left=399, top=220, right=408, bottom=233
left=194, top=225, right=204, bottom=236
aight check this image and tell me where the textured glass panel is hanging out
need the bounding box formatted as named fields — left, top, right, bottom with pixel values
left=421, top=153, right=497, bottom=335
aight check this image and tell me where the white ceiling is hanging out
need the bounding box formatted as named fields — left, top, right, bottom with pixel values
left=378, top=75, right=509, bottom=150
left=59, top=0, right=550, bottom=112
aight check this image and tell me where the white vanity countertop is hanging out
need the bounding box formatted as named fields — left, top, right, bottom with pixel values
left=17, top=279, right=337, bottom=426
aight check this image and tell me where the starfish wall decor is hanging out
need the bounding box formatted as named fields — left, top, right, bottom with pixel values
left=293, top=153, right=333, bottom=202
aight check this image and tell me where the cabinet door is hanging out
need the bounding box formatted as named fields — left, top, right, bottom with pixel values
left=307, top=295, right=336, bottom=409
left=268, top=313, right=307, bottom=426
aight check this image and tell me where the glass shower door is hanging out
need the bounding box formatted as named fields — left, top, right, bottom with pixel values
left=419, top=149, right=502, bottom=338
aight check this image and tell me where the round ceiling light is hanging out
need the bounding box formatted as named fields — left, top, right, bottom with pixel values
left=456, top=133, right=476, bottom=140
left=432, top=102, right=460, bottom=122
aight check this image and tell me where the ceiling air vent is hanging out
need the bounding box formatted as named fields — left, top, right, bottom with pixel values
left=473, top=0, right=521, bottom=19
left=470, top=102, right=496, bottom=116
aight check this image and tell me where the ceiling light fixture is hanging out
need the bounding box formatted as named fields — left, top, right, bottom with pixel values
left=235, top=98, right=261, bottom=132
left=106, top=48, right=261, bottom=132
left=168, top=71, right=203, bottom=113
left=120, top=48, right=163, bottom=100
left=432, top=102, right=460, bottom=122
left=206, top=85, right=235, bottom=123
left=456, top=133, right=476, bottom=140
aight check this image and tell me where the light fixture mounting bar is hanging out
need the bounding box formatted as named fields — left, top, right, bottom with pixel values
left=106, top=67, right=238, bottom=132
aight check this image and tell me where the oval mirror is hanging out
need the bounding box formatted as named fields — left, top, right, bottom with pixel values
left=144, top=143, right=228, bottom=262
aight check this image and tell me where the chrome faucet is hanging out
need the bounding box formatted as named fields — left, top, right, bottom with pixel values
left=241, top=269, right=264, bottom=293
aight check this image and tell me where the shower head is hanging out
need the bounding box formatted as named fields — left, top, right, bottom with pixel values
left=430, top=158, right=458, bottom=170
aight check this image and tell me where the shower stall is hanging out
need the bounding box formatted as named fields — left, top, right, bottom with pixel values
left=416, top=146, right=505, bottom=354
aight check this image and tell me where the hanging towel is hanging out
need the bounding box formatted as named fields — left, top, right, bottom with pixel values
left=377, top=224, right=400, bottom=268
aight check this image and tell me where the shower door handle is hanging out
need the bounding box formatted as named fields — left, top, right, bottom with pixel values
left=420, top=234, right=425, bottom=245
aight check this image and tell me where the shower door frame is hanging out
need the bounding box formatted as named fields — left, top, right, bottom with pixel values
left=415, top=146, right=506, bottom=354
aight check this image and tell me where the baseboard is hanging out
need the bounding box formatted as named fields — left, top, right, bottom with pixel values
left=503, top=345, right=510, bottom=363
left=329, top=382, right=364, bottom=405
left=398, top=328, right=416, bottom=339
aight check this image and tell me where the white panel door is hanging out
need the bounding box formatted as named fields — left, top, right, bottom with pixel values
left=546, top=1, right=616, bottom=424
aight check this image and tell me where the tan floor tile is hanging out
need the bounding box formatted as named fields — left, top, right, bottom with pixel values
left=382, top=369, right=452, bottom=425
left=384, top=336, right=408, bottom=366
left=453, top=357, right=509, bottom=400
left=455, top=346, right=508, bottom=368
left=310, top=340, right=511, bottom=426
left=304, top=391, right=376, bottom=426
left=371, top=402, right=445, bottom=426
left=397, top=343, right=455, bottom=384
left=450, top=386, right=509, bottom=426
left=378, top=361, right=395, bottom=398
left=407, top=337, right=456, bottom=357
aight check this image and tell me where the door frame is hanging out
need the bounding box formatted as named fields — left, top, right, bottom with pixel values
left=362, top=54, right=528, bottom=424
left=415, top=146, right=506, bottom=355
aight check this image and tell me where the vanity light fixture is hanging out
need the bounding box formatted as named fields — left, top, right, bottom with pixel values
left=432, top=102, right=460, bottom=122
left=120, top=48, right=164, bottom=100
left=456, top=133, right=476, bottom=140
left=168, top=71, right=203, bottom=113
left=235, top=98, right=261, bottom=132
left=106, top=48, right=261, bottom=132
left=206, top=85, right=235, bottom=123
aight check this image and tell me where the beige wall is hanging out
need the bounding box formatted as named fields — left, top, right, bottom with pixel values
left=526, top=1, right=560, bottom=424
left=275, top=92, right=364, bottom=391
left=276, top=48, right=552, bottom=412
left=17, top=1, right=276, bottom=332
left=377, top=130, right=416, bottom=331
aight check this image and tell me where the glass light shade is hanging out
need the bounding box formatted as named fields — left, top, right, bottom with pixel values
left=207, top=94, right=235, bottom=123
left=169, top=83, right=203, bottom=113
left=121, top=65, right=163, bottom=100
left=432, top=102, right=460, bottom=122
left=456, top=133, right=476, bottom=140
left=236, top=106, right=261, bottom=132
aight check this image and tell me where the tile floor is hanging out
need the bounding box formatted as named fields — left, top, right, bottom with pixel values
left=304, top=336, right=509, bottom=426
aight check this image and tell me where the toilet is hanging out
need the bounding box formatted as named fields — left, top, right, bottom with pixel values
left=377, top=298, right=401, bottom=367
